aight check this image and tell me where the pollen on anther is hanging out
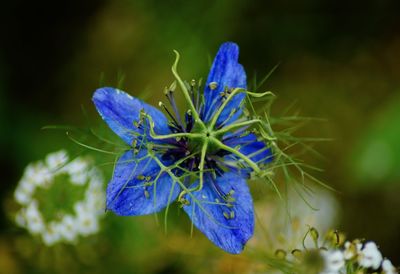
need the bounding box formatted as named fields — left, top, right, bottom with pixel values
left=209, top=82, right=218, bottom=90
left=223, top=211, right=230, bottom=220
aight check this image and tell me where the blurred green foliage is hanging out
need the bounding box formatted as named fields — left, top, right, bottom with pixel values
left=351, top=93, right=400, bottom=185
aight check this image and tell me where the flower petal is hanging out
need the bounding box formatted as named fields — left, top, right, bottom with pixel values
left=224, top=133, right=273, bottom=176
left=106, top=149, right=180, bottom=216
left=203, top=42, right=247, bottom=126
left=183, top=172, right=254, bottom=254
left=93, top=87, right=171, bottom=145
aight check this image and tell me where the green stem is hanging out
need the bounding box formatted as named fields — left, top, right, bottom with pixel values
left=146, top=113, right=202, bottom=140
left=210, top=137, right=260, bottom=173
left=172, top=50, right=205, bottom=129
left=198, top=140, right=208, bottom=190
left=208, top=88, right=244, bottom=130
left=151, top=131, right=202, bottom=140
left=214, top=119, right=262, bottom=135
left=177, top=140, right=208, bottom=201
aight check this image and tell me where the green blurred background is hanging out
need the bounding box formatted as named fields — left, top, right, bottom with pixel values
left=1, top=0, right=400, bottom=273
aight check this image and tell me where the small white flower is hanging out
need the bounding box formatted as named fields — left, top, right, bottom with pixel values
left=76, top=210, right=99, bottom=236
left=70, top=173, right=87, bottom=185
left=382, top=259, right=398, bottom=274
left=42, top=222, right=61, bottom=246
left=58, top=215, right=78, bottom=242
left=320, top=250, right=345, bottom=274
left=343, top=241, right=361, bottom=260
left=358, top=242, right=383, bottom=270
left=14, top=187, right=32, bottom=205
left=25, top=201, right=45, bottom=234
left=14, top=150, right=105, bottom=246
left=15, top=210, right=26, bottom=227
left=14, top=179, right=36, bottom=205
left=19, top=179, right=36, bottom=193
left=67, top=158, right=87, bottom=175
left=26, top=163, right=52, bottom=187
left=46, top=150, right=68, bottom=171
left=85, top=191, right=105, bottom=215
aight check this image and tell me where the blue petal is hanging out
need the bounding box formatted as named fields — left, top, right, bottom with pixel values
left=183, top=172, right=254, bottom=254
left=203, top=42, right=247, bottom=127
left=223, top=133, right=273, bottom=176
left=106, top=149, right=180, bottom=216
left=224, top=133, right=273, bottom=164
left=93, top=87, right=171, bottom=145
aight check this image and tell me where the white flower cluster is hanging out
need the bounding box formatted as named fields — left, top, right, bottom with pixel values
left=14, top=150, right=105, bottom=246
left=321, top=241, right=397, bottom=274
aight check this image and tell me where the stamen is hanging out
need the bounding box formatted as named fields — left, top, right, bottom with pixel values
left=223, top=210, right=235, bottom=220
left=159, top=101, right=181, bottom=129
left=137, top=175, right=145, bottom=180
left=195, top=79, right=202, bottom=112
left=217, top=108, right=237, bottom=129
left=204, top=84, right=227, bottom=121
left=165, top=88, right=186, bottom=132
left=144, top=189, right=150, bottom=199
left=185, top=109, right=194, bottom=132
left=209, top=82, right=218, bottom=90
left=189, top=79, right=196, bottom=106
left=209, top=176, right=226, bottom=201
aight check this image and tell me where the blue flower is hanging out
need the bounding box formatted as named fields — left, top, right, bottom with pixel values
left=92, top=42, right=273, bottom=254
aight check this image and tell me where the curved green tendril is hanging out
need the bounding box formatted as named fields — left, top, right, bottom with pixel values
left=172, top=50, right=205, bottom=130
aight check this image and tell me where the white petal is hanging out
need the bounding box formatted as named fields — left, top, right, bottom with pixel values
left=321, top=250, right=345, bottom=273
left=382, top=259, right=398, bottom=274
left=358, top=242, right=383, bottom=270
left=46, top=150, right=68, bottom=171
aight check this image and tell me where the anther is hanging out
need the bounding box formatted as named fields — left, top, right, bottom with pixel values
left=169, top=81, right=177, bottom=92
left=223, top=211, right=235, bottom=220
left=209, top=82, right=218, bottom=90
left=137, top=175, right=145, bottom=180
left=144, top=189, right=150, bottom=199
left=291, top=249, right=302, bottom=259
left=223, top=212, right=230, bottom=219
left=139, top=109, right=146, bottom=118
left=179, top=197, right=190, bottom=207
left=163, top=86, right=170, bottom=95
left=147, top=143, right=154, bottom=150
left=275, top=249, right=287, bottom=259
left=145, top=176, right=151, bottom=181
